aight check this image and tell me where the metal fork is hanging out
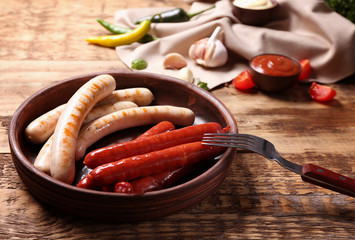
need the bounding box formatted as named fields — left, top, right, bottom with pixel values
left=203, top=133, right=355, bottom=197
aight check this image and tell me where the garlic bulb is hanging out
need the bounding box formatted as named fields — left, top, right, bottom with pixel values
left=189, top=26, right=228, bottom=68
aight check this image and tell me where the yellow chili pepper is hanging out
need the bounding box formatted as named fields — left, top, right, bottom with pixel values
left=86, top=20, right=151, bottom=48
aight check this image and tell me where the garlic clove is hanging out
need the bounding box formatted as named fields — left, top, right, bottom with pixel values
left=204, top=40, right=216, bottom=63
left=189, top=38, right=206, bottom=61
left=188, top=42, right=197, bottom=60
left=177, top=67, right=194, bottom=83
left=163, top=53, right=188, bottom=70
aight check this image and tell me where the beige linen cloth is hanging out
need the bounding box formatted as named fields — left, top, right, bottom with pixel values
left=115, top=0, right=355, bottom=89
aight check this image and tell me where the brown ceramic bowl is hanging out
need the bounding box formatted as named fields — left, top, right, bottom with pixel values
left=232, top=0, right=278, bottom=26
left=249, top=53, right=302, bottom=92
left=8, top=71, right=237, bottom=222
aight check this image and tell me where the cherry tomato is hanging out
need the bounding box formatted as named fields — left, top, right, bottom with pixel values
left=309, top=82, right=336, bottom=102
left=232, top=70, right=255, bottom=90
left=298, top=59, right=311, bottom=81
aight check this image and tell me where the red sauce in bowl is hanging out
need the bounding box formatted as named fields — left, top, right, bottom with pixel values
left=250, top=54, right=300, bottom=76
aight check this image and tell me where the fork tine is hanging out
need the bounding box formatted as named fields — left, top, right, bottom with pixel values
left=202, top=133, right=257, bottom=151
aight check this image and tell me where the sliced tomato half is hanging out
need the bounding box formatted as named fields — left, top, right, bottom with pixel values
left=232, top=70, right=255, bottom=90
left=298, top=59, right=311, bottom=81
left=309, top=82, right=336, bottom=102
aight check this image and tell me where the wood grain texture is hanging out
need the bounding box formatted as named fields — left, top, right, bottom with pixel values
left=1, top=0, right=354, bottom=239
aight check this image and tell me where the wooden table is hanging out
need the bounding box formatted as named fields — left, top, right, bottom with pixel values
left=1, top=0, right=354, bottom=239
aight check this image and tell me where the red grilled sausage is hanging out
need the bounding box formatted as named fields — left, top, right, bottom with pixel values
left=84, top=142, right=225, bottom=187
left=84, top=122, right=223, bottom=169
left=78, top=121, right=175, bottom=190
left=77, top=174, right=97, bottom=190
left=136, top=121, right=175, bottom=140
left=114, top=165, right=195, bottom=193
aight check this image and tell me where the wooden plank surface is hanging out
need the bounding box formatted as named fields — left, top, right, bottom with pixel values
left=1, top=0, right=354, bottom=239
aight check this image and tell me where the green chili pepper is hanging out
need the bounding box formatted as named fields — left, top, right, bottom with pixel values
left=96, top=18, right=156, bottom=43
left=131, top=58, right=148, bottom=70
left=86, top=20, right=151, bottom=48
left=135, top=5, right=215, bottom=24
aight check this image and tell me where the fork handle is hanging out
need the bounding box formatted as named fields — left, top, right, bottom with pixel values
left=301, top=163, right=355, bottom=197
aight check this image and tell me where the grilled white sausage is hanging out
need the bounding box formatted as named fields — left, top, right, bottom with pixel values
left=25, top=105, right=65, bottom=144
left=33, top=136, right=53, bottom=174
left=33, top=101, right=138, bottom=174
left=75, top=105, right=195, bottom=160
left=50, top=74, right=116, bottom=184
left=25, top=99, right=141, bottom=144
left=97, top=88, right=154, bottom=106
left=84, top=101, right=138, bottom=123
left=24, top=88, right=151, bottom=144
